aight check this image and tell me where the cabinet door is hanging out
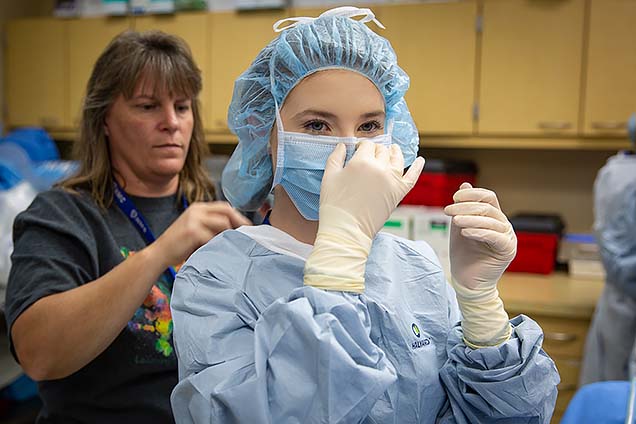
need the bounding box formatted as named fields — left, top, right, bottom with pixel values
left=583, top=0, right=636, bottom=136
left=68, top=17, right=131, bottom=127
left=208, top=10, right=288, bottom=132
left=479, top=0, right=585, bottom=135
left=378, top=2, right=477, bottom=135
left=6, top=19, right=69, bottom=129
left=134, top=13, right=209, bottom=126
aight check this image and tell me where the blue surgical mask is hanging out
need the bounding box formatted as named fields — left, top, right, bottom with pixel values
left=272, top=108, right=393, bottom=221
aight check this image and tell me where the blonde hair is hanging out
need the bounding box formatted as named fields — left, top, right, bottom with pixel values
left=60, top=30, right=214, bottom=208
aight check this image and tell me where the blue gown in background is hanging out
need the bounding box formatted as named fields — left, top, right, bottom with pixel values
left=170, top=225, right=559, bottom=423
left=580, top=152, right=636, bottom=385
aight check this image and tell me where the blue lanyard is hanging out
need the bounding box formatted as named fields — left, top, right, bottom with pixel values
left=113, top=181, right=187, bottom=281
left=262, top=210, right=272, bottom=225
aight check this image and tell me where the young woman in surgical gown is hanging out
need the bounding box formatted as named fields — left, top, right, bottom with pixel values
left=169, top=7, right=560, bottom=423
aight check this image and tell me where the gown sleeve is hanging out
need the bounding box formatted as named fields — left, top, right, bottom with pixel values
left=439, top=281, right=560, bottom=423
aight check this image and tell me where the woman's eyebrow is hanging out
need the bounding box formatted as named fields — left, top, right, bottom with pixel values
left=291, top=109, right=385, bottom=121
left=359, top=110, right=385, bottom=120
left=291, top=109, right=338, bottom=121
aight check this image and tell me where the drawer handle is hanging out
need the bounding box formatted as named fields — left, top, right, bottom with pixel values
left=538, top=121, right=572, bottom=130
left=545, top=332, right=577, bottom=342
left=591, top=121, right=627, bottom=130
left=557, top=383, right=578, bottom=391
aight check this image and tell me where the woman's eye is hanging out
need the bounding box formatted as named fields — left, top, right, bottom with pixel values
left=138, top=104, right=156, bottom=111
left=176, top=104, right=191, bottom=113
left=304, top=120, right=329, bottom=133
left=359, top=120, right=382, bottom=133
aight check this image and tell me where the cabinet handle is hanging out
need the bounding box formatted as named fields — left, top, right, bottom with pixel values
left=537, top=121, right=572, bottom=130
left=591, top=121, right=627, bottom=130
left=545, top=332, right=577, bottom=342
left=557, top=383, right=578, bottom=391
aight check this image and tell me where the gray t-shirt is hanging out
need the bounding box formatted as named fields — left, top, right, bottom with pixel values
left=6, top=187, right=183, bottom=423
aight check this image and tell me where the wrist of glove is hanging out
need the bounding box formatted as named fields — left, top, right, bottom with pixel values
left=451, top=278, right=512, bottom=349
left=444, top=183, right=516, bottom=348
left=304, top=205, right=373, bottom=293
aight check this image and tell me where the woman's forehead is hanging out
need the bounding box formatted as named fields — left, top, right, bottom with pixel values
left=282, top=69, right=385, bottom=116
left=128, top=70, right=193, bottom=99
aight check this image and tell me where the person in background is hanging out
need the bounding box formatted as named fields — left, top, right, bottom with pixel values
left=169, top=7, right=560, bottom=423
left=580, top=117, right=636, bottom=385
left=5, top=30, right=250, bottom=423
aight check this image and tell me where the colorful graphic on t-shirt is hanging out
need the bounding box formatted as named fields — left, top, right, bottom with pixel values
left=120, top=246, right=181, bottom=359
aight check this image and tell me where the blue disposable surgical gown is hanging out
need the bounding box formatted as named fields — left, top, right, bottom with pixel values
left=170, top=225, right=559, bottom=423
left=580, top=152, right=636, bottom=385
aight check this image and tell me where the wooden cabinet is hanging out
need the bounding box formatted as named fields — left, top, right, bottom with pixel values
left=478, top=0, right=585, bottom=136
left=582, top=0, right=636, bottom=137
left=4, top=3, right=635, bottom=150
left=207, top=10, right=288, bottom=132
left=68, top=17, right=131, bottom=127
left=134, top=13, right=210, bottom=127
left=499, top=273, right=604, bottom=423
left=6, top=18, right=69, bottom=129
left=378, top=2, right=477, bottom=135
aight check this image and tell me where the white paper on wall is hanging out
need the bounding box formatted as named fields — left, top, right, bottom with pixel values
left=130, top=0, right=176, bottom=14
left=79, top=0, right=105, bottom=17
left=103, top=0, right=128, bottom=15
left=207, top=0, right=236, bottom=10
left=236, top=0, right=287, bottom=10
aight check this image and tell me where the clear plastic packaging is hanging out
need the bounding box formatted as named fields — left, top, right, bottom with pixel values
left=559, top=233, right=605, bottom=279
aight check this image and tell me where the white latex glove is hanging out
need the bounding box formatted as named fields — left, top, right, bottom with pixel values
left=444, top=182, right=517, bottom=348
left=445, top=182, right=517, bottom=289
left=304, top=142, right=425, bottom=293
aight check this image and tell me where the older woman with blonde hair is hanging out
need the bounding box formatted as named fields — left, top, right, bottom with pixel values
left=5, top=30, right=249, bottom=423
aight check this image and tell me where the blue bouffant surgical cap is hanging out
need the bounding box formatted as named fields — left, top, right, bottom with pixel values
left=222, top=6, right=419, bottom=211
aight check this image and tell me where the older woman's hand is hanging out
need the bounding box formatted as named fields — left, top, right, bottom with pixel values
left=153, top=201, right=251, bottom=269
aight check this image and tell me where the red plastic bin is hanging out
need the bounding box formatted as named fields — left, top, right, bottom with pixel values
left=506, top=231, right=559, bottom=274
left=401, top=159, right=477, bottom=207
left=401, top=173, right=476, bottom=207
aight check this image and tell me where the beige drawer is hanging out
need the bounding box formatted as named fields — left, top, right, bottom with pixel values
left=528, top=315, right=589, bottom=358
left=554, top=357, right=581, bottom=389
